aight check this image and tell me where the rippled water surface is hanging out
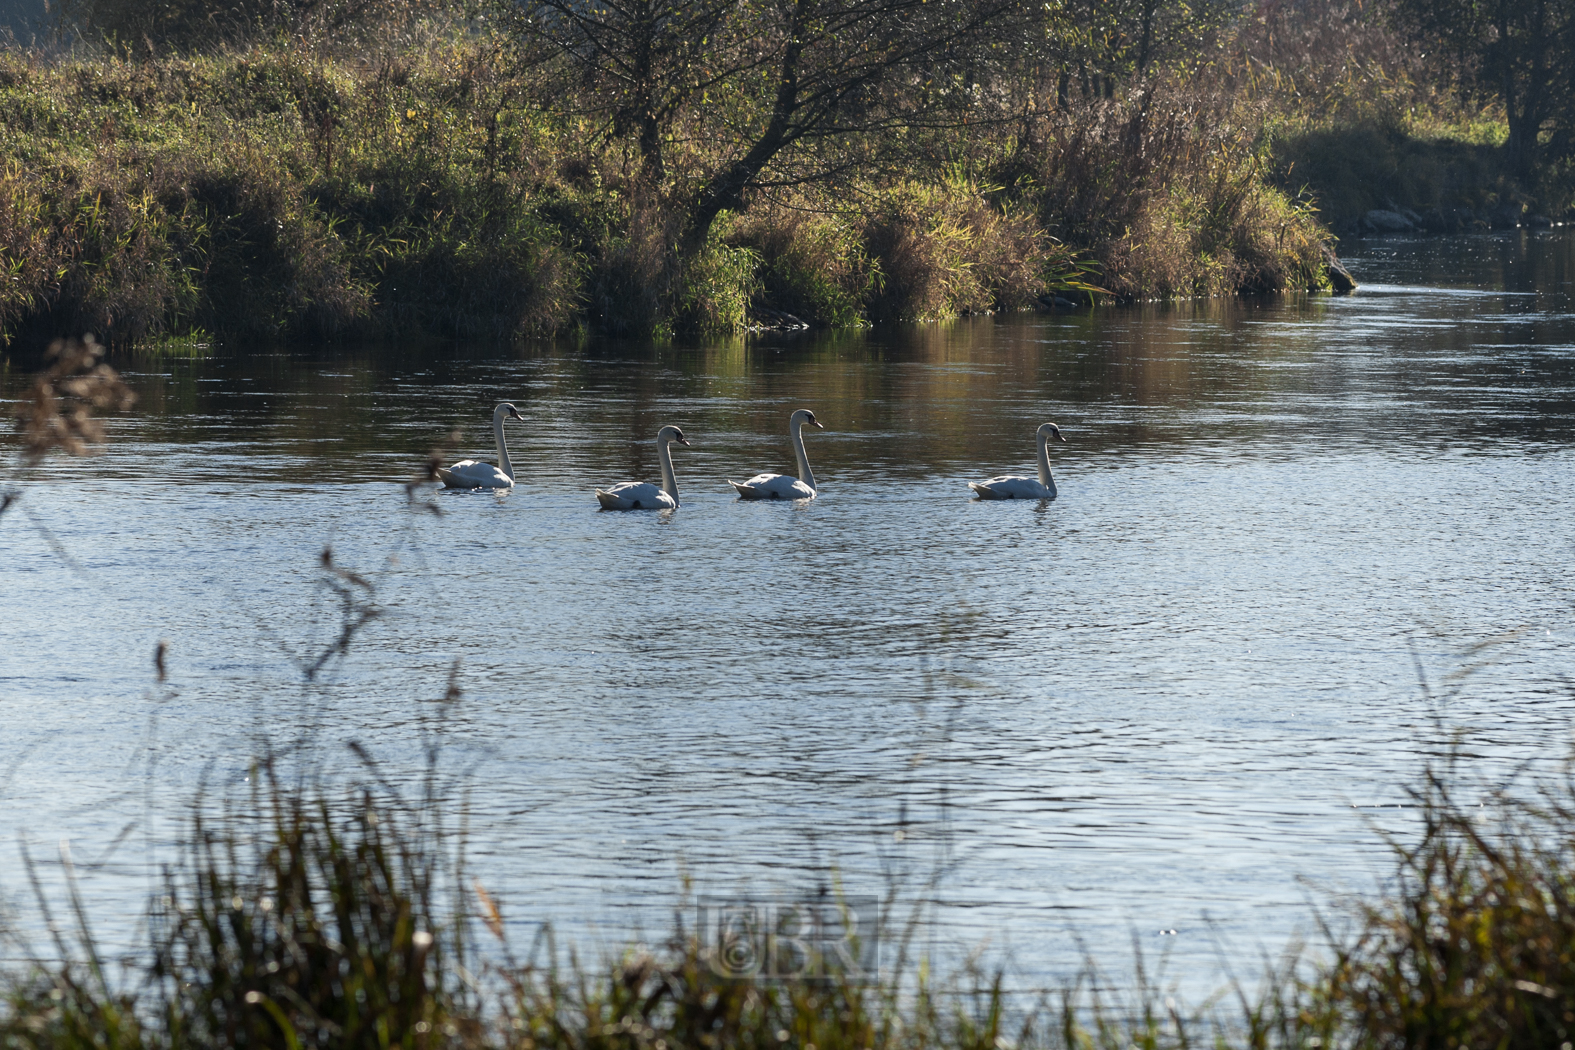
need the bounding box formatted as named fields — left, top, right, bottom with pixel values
left=5, top=231, right=1575, bottom=990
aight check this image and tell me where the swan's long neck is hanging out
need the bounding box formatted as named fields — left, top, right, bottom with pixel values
left=1036, top=431, right=1054, bottom=490
left=494, top=412, right=515, bottom=481
left=791, top=421, right=816, bottom=491
left=658, top=437, right=679, bottom=504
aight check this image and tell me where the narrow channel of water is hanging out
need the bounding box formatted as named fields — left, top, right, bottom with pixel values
left=3, top=229, right=1574, bottom=992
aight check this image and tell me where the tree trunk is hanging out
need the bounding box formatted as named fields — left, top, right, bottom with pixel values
left=678, top=0, right=808, bottom=257
left=1136, top=0, right=1156, bottom=74
left=1498, top=0, right=1549, bottom=181
left=639, top=112, right=665, bottom=182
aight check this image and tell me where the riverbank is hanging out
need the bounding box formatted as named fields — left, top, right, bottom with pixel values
left=0, top=42, right=1333, bottom=350
left=1269, top=117, right=1568, bottom=237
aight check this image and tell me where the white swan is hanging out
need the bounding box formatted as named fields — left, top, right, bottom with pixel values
left=595, top=425, right=690, bottom=510
left=729, top=409, right=824, bottom=500
left=437, top=402, right=525, bottom=488
left=969, top=423, right=1066, bottom=500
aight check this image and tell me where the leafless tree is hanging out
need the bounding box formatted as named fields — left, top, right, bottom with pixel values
left=520, top=0, right=751, bottom=182
left=519, top=0, right=1027, bottom=254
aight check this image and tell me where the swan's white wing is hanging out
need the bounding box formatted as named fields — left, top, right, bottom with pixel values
left=440, top=459, right=513, bottom=488
left=596, top=481, right=676, bottom=510
left=969, top=475, right=1051, bottom=500
left=730, top=472, right=815, bottom=500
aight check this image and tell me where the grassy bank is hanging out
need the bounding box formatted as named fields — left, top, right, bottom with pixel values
left=0, top=39, right=1332, bottom=350
left=1234, top=0, right=1575, bottom=235
left=1270, top=119, right=1529, bottom=234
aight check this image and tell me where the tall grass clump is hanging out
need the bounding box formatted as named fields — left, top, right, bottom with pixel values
left=729, top=205, right=875, bottom=327
left=16, top=745, right=1575, bottom=1050
left=861, top=178, right=1056, bottom=321
left=673, top=222, right=759, bottom=336
left=1, top=759, right=478, bottom=1050
left=1000, top=87, right=1328, bottom=300
left=1304, top=764, right=1575, bottom=1050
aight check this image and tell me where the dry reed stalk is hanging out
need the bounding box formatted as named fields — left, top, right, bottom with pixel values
left=14, top=335, right=136, bottom=464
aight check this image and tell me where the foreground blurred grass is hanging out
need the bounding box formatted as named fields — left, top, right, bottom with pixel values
left=4, top=743, right=1575, bottom=1050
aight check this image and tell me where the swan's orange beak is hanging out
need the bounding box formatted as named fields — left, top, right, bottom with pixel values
left=678, top=437, right=691, bottom=446
left=812, top=420, right=825, bottom=429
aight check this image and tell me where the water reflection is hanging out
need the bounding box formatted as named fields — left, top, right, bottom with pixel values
left=4, top=231, right=1575, bottom=993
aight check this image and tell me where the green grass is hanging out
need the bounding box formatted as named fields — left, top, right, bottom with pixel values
left=1268, top=117, right=1535, bottom=231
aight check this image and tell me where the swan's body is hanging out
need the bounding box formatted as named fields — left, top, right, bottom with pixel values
left=970, top=423, right=1065, bottom=500
left=438, top=403, right=525, bottom=488
left=730, top=409, right=824, bottom=500
left=596, top=425, right=690, bottom=510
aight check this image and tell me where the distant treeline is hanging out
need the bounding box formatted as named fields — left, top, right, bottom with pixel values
left=0, top=0, right=1568, bottom=346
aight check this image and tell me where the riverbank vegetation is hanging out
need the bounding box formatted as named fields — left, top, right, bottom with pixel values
left=0, top=0, right=1570, bottom=346
left=0, top=43, right=1327, bottom=348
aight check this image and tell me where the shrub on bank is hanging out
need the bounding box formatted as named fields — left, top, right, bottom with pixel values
left=675, top=225, right=759, bottom=337
left=999, top=90, right=1328, bottom=300
left=0, top=44, right=1337, bottom=351
left=729, top=206, right=875, bottom=328
left=861, top=179, right=1052, bottom=321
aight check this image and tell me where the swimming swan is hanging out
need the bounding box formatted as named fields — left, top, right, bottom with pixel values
left=437, top=402, right=525, bottom=488
left=729, top=409, right=824, bottom=500
left=595, top=425, right=690, bottom=510
left=969, top=423, right=1066, bottom=499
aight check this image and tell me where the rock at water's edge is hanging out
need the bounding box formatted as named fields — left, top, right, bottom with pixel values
left=1364, top=209, right=1415, bottom=233
left=1488, top=203, right=1525, bottom=228
left=1323, top=248, right=1356, bottom=294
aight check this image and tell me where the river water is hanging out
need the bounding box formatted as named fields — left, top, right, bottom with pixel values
left=3, top=230, right=1574, bottom=993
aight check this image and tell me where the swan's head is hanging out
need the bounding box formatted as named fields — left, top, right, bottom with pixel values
left=658, top=424, right=691, bottom=447
left=1038, top=422, right=1066, bottom=443
left=791, top=409, right=824, bottom=430
left=495, top=402, right=525, bottom=422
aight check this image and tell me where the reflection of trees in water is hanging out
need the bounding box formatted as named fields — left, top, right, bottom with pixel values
left=70, top=232, right=1575, bottom=476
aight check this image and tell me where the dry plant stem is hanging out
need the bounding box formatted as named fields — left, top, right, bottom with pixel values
left=2, top=337, right=135, bottom=552
left=13, top=336, right=135, bottom=464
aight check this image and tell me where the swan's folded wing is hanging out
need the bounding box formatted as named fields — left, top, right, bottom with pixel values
left=735, top=472, right=813, bottom=499
left=971, top=474, right=1046, bottom=499
left=730, top=472, right=780, bottom=498
left=596, top=481, right=673, bottom=509
left=442, top=459, right=512, bottom=486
